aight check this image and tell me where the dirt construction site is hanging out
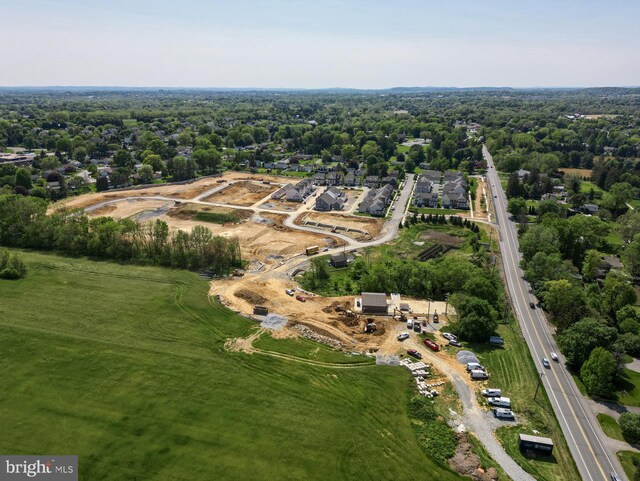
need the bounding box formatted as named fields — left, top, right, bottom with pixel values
left=56, top=171, right=448, bottom=354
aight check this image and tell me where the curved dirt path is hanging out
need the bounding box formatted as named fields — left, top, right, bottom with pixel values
left=405, top=336, right=536, bottom=481
left=224, top=328, right=374, bottom=369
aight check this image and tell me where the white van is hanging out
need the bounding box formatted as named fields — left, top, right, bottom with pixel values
left=487, top=397, right=511, bottom=408
left=466, top=362, right=484, bottom=372
left=407, top=319, right=414, bottom=329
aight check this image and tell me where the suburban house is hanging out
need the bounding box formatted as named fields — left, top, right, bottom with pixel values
left=415, top=176, right=434, bottom=193
left=517, top=169, right=531, bottom=179
left=312, top=172, right=326, bottom=186
left=281, top=179, right=314, bottom=202
left=326, top=172, right=343, bottom=186
left=413, top=192, right=439, bottom=208
left=440, top=172, right=469, bottom=209
left=315, top=187, right=346, bottom=211
left=381, top=176, right=399, bottom=187
left=344, top=172, right=357, bottom=186
left=443, top=170, right=464, bottom=182
left=421, top=169, right=442, bottom=183
left=442, top=192, right=469, bottom=209
left=358, top=184, right=394, bottom=216
left=364, top=175, right=379, bottom=188
left=582, top=203, right=599, bottom=215
left=274, top=161, right=289, bottom=170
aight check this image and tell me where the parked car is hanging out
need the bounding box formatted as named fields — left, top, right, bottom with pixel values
left=493, top=408, right=515, bottom=420
left=449, top=340, right=462, bottom=347
left=407, top=319, right=414, bottom=329
left=482, top=388, right=502, bottom=397
left=413, top=322, right=422, bottom=333
left=442, top=332, right=457, bottom=341
left=470, top=369, right=489, bottom=380
left=529, top=301, right=536, bottom=309
left=296, top=295, right=306, bottom=302
left=550, top=352, right=559, bottom=362
left=487, top=396, right=511, bottom=408
left=407, top=349, right=422, bottom=360
left=397, top=332, right=410, bottom=341
left=423, top=339, right=439, bottom=352
left=542, top=357, right=550, bottom=369
left=285, top=289, right=295, bottom=296
left=466, top=362, right=485, bottom=372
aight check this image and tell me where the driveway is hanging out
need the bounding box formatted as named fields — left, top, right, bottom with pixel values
left=405, top=334, right=536, bottom=481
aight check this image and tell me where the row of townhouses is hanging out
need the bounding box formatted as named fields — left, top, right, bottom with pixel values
left=315, top=187, right=347, bottom=211
left=358, top=184, right=396, bottom=216
left=271, top=178, right=315, bottom=202
left=412, top=170, right=469, bottom=210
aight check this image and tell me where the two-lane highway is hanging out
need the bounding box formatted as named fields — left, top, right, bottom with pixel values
left=484, top=146, right=626, bottom=481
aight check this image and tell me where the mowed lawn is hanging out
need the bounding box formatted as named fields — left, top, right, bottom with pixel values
left=596, top=414, right=624, bottom=441
left=0, top=251, right=463, bottom=481
left=466, top=324, right=580, bottom=481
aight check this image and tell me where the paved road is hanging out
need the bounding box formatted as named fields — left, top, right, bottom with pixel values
left=484, top=146, right=626, bottom=481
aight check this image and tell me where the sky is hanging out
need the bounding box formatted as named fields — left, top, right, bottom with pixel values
left=1, top=0, right=639, bottom=88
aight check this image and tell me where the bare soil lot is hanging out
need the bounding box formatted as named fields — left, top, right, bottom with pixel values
left=203, top=180, right=279, bottom=206
left=86, top=198, right=175, bottom=220
left=297, top=212, right=385, bottom=240
left=54, top=172, right=293, bottom=211
left=419, top=230, right=465, bottom=246
left=167, top=204, right=254, bottom=223
left=559, top=168, right=593, bottom=178
left=259, top=198, right=307, bottom=212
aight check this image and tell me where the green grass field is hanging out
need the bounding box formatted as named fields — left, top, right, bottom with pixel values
left=0, top=250, right=465, bottom=481
left=409, top=207, right=467, bottom=216
left=194, top=210, right=242, bottom=224
left=618, top=451, right=640, bottom=480
left=596, top=413, right=624, bottom=441
left=579, top=181, right=604, bottom=196
left=253, top=332, right=374, bottom=365
left=615, top=368, right=640, bottom=407
left=466, top=324, right=580, bottom=481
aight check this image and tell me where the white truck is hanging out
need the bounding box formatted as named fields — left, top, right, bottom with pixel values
left=487, top=397, right=511, bottom=408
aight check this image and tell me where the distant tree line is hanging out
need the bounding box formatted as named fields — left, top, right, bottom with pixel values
left=0, top=195, right=242, bottom=274
left=517, top=210, right=640, bottom=397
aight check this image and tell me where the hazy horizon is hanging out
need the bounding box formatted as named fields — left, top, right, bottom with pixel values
left=2, top=0, right=639, bottom=88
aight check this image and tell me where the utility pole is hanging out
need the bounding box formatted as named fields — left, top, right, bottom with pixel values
left=533, top=372, right=544, bottom=401
left=444, top=293, right=449, bottom=317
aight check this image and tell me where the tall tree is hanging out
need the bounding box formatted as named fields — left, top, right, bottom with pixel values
left=580, top=347, right=616, bottom=397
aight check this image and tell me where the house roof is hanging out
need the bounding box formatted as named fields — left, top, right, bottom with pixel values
left=361, top=292, right=387, bottom=308
left=331, top=253, right=349, bottom=263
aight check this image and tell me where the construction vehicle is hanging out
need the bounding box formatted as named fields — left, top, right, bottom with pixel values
left=393, top=308, right=407, bottom=322
left=364, top=322, right=377, bottom=333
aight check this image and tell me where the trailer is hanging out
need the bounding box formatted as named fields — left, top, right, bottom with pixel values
left=305, top=245, right=320, bottom=256
left=253, top=306, right=269, bottom=316
left=518, top=434, right=553, bottom=454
